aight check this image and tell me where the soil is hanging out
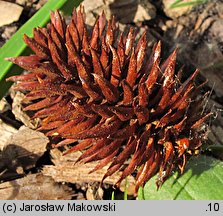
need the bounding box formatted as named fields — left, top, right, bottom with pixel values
left=0, top=0, right=223, bottom=200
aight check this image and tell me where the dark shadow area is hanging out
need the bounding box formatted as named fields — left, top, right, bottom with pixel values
left=0, top=112, right=22, bottom=130
left=0, top=144, right=40, bottom=199
left=0, top=144, right=55, bottom=199
left=109, top=0, right=138, bottom=24
left=0, top=144, right=39, bottom=182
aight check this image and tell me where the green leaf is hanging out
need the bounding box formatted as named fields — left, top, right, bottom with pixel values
left=138, top=155, right=223, bottom=200
left=0, top=0, right=83, bottom=99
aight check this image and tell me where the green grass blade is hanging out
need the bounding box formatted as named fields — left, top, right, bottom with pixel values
left=170, top=0, right=183, bottom=7
left=137, top=187, right=145, bottom=200
left=111, top=191, right=115, bottom=200
left=170, top=0, right=207, bottom=8
left=0, top=0, right=83, bottom=99
left=124, top=178, right=128, bottom=200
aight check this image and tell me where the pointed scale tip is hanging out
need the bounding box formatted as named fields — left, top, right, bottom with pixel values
left=156, top=40, right=162, bottom=51
left=5, top=57, right=15, bottom=62
left=153, top=41, right=161, bottom=62
left=50, top=10, right=59, bottom=20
